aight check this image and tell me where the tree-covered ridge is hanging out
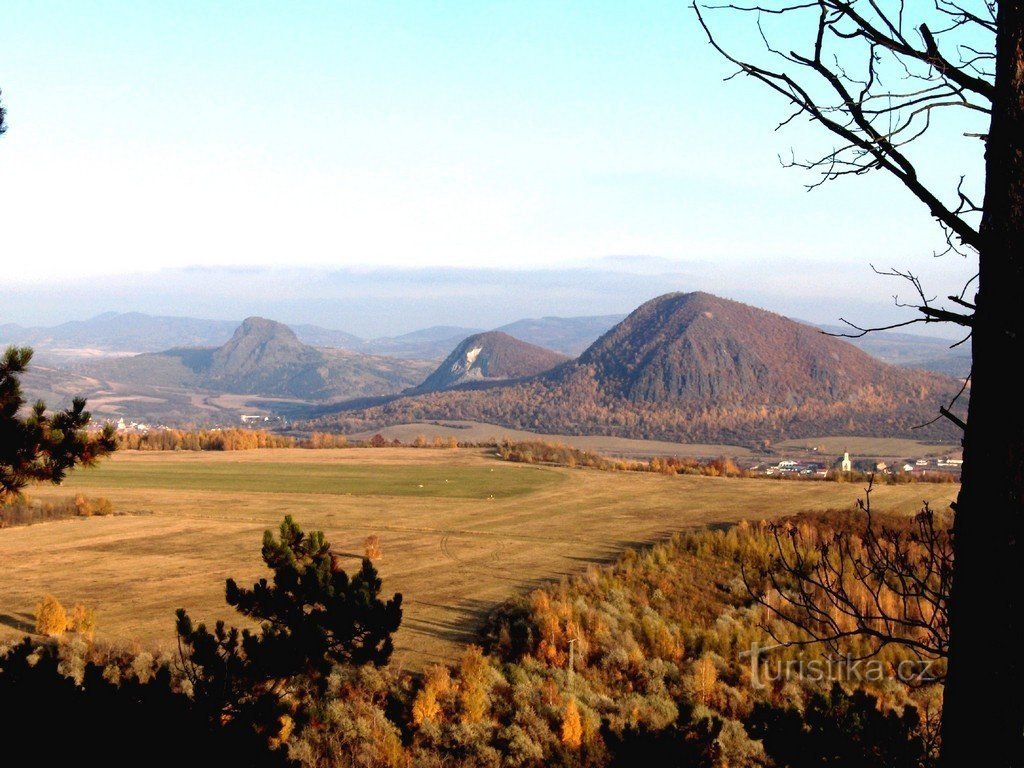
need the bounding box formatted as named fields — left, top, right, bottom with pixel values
left=410, top=331, right=569, bottom=394
left=307, top=293, right=963, bottom=445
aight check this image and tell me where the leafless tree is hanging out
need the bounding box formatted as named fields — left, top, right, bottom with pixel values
left=747, top=483, right=952, bottom=667
left=696, top=2, right=1023, bottom=765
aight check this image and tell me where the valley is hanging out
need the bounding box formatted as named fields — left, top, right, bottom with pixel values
left=0, top=447, right=957, bottom=669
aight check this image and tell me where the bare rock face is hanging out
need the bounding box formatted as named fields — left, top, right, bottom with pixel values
left=409, top=331, right=569, bottom=394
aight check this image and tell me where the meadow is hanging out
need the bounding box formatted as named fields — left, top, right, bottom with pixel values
left=0, top=447, right=958, bottom=670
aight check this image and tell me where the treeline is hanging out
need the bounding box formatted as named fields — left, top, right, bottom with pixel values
left=117, top=428, right=472, bottom=451
left=118, top=428, right=297, bottom=451
left=303, top=361, right=961, bottom=445
left=498, top=439, right=747, bottom=477
left=0, top=494, right=115, bottom=528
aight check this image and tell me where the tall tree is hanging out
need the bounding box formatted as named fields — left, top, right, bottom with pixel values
left=176, top=516, right=403, bottom=743
left=0, top=87, right=7, bottom=135
left=1, top=347, right=116, bottom=503
left=696, top=2, right=1022, bottom=765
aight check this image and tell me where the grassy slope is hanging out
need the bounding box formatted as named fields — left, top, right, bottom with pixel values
left=61, top=460, right=560, bottom=499
left=0, top=448, right=958, bottom=670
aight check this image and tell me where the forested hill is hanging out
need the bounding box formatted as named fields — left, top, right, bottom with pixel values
left=304, top=292, right=965, bottom=445
left=88, top=317, right=433, bottom=402
left=408, top=331, right=568, bottom=394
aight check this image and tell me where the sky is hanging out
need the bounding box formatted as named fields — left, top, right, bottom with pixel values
left=0, top=2, right=985, bottom=335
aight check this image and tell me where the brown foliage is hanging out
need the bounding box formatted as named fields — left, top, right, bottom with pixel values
left=364, top=535, right=382, bottom=561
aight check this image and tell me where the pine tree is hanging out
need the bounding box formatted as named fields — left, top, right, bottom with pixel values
left=1, top=347, right=116, bottom=503
left=176, top=516, right=403, bottom=742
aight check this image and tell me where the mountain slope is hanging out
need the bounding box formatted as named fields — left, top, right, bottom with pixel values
left=409, top=332, right=569, bottom=394
left=308, top=293, right=964, bottom=444
left=360, top=326, right=483, bottom=360
left=83, top=317, right=433, bottom=403
left=495, top=314, right=626, bottom=356
left=816, top=324, right=971, bottom=379
left=0, top=312, right=364, bottom=359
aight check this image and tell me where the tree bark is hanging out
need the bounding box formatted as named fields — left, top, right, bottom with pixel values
left=942, top=4, right=1024, bottom=766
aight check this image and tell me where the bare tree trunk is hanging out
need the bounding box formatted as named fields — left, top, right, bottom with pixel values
left=943, top=4, right=1024, bottom=766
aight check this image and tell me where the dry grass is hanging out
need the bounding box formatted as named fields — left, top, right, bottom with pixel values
left=348, top=420, right=755, bottom=458
left=775, top=435, right=960, bottom=459
left=0, top=447, right=957, bottom=670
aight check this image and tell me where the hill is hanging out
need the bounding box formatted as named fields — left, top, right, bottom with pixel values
left=817, top=324, right=972, bottom=378
left=0, top=312, right=364, bottom=361
left=307, top=292, right=964, bottom=444
left=78, top=317, right=434, bottom=406
left=409, top=331, right=569, bottom=394
left=494, top=314, right=626, bottom=356
left=359, top=325, right=483, bottom=360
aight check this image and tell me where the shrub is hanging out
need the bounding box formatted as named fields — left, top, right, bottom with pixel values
left=364, top=534, right=382, bottom=560
left=68, top=604, right=96, bottom=641
left=74, top=494, right=93, bottom=517
left=35, top=594, right=68, bottom=637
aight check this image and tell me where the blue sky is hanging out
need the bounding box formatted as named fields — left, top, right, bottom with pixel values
left=0, top=2, right=983, bottom=334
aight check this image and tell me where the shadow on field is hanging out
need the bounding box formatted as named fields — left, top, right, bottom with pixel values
left=560, top=531, right=677, bottom=568
left=0, top=612, right=35, bottom=634
left=402, top=597, right=498, bottom=646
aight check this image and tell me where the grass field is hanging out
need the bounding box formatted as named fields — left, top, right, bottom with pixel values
left=775, top=435, right=961, bottom=459
left=61, top=460, right=559, bottom=499
left=0, top=448, right=958, bottom=670
left=348, top=420, right=755, bottom=458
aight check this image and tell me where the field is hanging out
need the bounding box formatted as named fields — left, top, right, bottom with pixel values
left=0, top=448, right=958, bottom=670
left=349, top=420, right=754, bottom=458
left=775, top=435, right=961, bottom=459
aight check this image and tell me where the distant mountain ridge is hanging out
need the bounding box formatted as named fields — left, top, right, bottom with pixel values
left=814, top=324, right=971, bottom=378
left=359, top=326, right=483, bottom=360
left=494, top=315, right=627, bottom=356
left=409, top=331, right=569, bottom=394
left=84, top=317, right=434, bottom=403
left=308, top=292, right=964, bottom=444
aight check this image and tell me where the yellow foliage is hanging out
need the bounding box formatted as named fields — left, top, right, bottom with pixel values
left=560, top=698, right=584, bottom=749
left=74, top=494, right=93, bottom=517
left=690, top=655, right=718, bottom=706
left=269, top=714, right=294, bottom=750
left=364, top=534, right=382, bottom=560
left=412, top=665, right=451, bottom=726
left=68, top=604, right=96, bottom=641
left=457, top=645, right=490, bottom=724
left=35, top=594, right=67, bottom=637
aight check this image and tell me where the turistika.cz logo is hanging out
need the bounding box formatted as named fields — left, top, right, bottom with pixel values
left=739, top=642, right=942, bottom=690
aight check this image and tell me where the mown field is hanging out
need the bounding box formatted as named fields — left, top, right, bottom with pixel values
left=348, top=420, right=756, bottom=458
left=0, top=447, right=958, bottom=670
left=775, top=435, right=960, bottom=459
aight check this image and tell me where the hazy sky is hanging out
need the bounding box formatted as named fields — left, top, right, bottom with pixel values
left=0, top=2, right=982, bottom=333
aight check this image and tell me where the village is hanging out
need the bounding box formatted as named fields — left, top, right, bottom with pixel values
left=753, top=451, right=963, bottom=480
